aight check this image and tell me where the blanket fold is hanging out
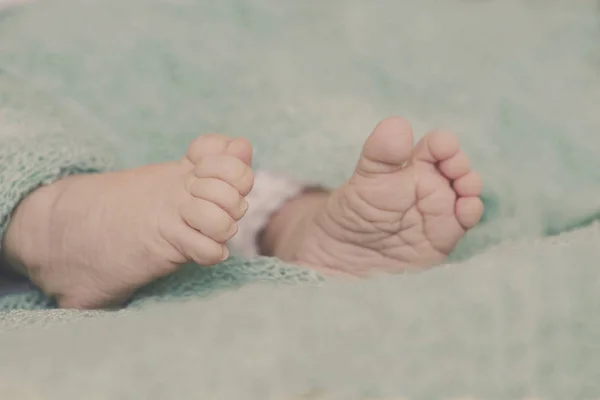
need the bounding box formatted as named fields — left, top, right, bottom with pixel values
left=2, top=223, right=600, bottom=399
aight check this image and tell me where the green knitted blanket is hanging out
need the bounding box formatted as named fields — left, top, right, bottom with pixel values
left=0, top=0, right=599, bottom=398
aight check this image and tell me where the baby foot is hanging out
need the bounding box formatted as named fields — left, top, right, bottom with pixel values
left=294, top=117, right=484, bottom=275
left=3, top=135, right=254, bottom=308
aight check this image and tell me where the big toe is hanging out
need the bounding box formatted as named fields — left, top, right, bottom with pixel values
left=185, top=135, right=253, bottom=167
left=185, top=134, right=234, bottom=164
left=356, top=116, right=414, bottom=175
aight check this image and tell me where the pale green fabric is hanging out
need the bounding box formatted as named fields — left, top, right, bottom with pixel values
left=0, top=0, right=599, bottom=397
left=1, top=224, right=600, bottom=398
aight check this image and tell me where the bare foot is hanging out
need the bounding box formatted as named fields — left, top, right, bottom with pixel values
left=292, top=117, right=484, bottom=276
left=2, top=135, right=254, bottom=308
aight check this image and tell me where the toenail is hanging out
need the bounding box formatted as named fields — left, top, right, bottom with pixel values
left=221, top=247, right=230, bottom=261
left=240, top=199, right=249, bottom=214
left=227, top=223, right=238, bottom=237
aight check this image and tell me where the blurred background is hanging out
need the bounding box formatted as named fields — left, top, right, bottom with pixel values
left=2, top=0, right=599, bottom=255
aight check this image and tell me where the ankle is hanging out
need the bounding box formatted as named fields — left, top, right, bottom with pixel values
left=2, top=179, right=66, bottom=277
left=260, top=188, right=330, bottom=260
